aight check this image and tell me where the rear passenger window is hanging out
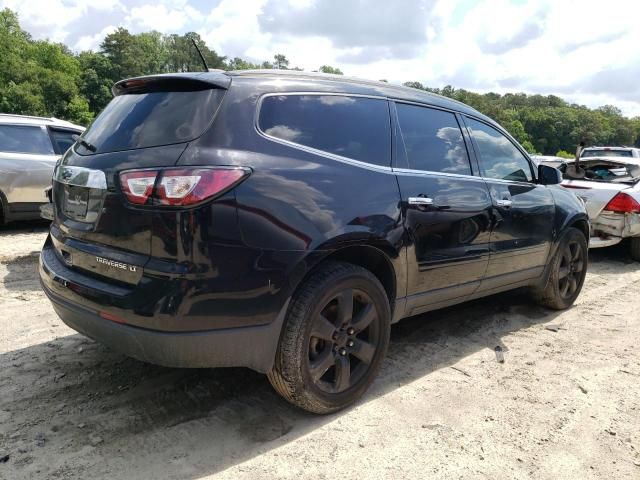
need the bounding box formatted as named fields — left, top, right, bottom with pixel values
left=395, top=103, right=471, bottom=175
left=466, top=117, right=533, bottom=182
left=258, top=94, right=391, bottom=167
left=0, top=125, right=54, bottom=155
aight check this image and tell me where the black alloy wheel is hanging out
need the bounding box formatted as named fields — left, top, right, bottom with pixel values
left=531, top=227, right=588, bottom=310
left=268, top=261, right=391, bottom=414
left=307, top=288, right=381, bottom=394
left=557, top=239, right=585, bottom=299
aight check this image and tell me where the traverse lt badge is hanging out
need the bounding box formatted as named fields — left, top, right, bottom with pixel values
left=95, top=256, right=137, bottom=272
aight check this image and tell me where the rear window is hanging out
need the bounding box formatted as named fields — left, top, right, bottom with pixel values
left=77, top=88, right=225, bottom=155
left=258, top=94, right=391, bottom=167
left=582, top=149, right=633, bottom=158
left=0, top=125, right=54, bottom=155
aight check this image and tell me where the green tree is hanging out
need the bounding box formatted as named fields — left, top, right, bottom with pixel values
left=272, top=53, right=289, bottom=69
left=319, top=65, right=343, bottom=75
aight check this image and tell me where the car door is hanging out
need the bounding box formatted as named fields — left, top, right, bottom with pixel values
left=462, top=116, right=555, bottom=290
left=0, top=124, right=57, bottom=205
left=393, top=102, right=493, bottom=314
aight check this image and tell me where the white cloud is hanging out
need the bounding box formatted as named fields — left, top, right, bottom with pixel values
left=126, top=4, right=200, bottom=32
left=2, top=0, right=640, bottom=116
left=74, top=25, right=117, bottom=52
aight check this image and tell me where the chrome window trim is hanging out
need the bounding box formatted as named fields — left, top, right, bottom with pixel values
left=254, top=92, right=393, bottom=174
left=392, top=167, right=486, bottom=182
left=54, top=165, right=108, bottom=189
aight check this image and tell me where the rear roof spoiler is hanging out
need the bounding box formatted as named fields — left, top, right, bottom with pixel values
left=112, top=72, right=231, bottom=96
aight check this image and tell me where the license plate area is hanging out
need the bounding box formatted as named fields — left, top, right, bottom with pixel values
left=63, top=186, right=89, bottom=219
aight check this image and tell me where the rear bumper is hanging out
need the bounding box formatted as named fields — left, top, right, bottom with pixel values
left=39, top=238, right=289, bottom=372
left=42, top=285, right=286, bottom=372
left=590, top=211, right=640, bottom=248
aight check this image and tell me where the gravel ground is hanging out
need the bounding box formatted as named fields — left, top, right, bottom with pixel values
left=0, top=221, right=639, bottom=479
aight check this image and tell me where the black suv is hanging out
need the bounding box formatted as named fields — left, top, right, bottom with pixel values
left=40, top=70, right=589, bottom=413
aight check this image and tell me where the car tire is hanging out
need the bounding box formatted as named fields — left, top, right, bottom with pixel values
left=267, top=261, right=391, bottom=414
left=531, top=227, right=588, bottom=310
left=630, top=238, right=640, bottom=261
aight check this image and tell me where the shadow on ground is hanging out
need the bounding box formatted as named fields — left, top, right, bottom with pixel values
left=0, top=291, right=562, bottom=479
left=0, top=242, right=635, bottom=478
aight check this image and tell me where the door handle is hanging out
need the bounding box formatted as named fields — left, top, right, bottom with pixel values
left=408, top=197, right=434, bottom=206
left=495, top=199, right=512, bottom=208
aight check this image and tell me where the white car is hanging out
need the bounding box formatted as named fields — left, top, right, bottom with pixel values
left=530, top=155, right=567, bottom=169
left=0, top=114, right=84, bottom=224
left=580, top=146, right=640, bottom=160
left=562, top=155, right=640, bottom=259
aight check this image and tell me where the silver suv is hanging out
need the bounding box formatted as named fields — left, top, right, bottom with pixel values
left=0, top=114, right=84, bottom=224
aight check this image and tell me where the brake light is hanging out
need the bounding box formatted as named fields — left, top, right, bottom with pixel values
left=119, top=167, right=249, bottom=206
left=603, top=192, right=640, bottom=214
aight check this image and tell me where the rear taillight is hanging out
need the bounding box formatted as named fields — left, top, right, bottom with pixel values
left=120, top=171, right=157, bottom=205
left=603, top=192, right=640, bottom=214
left=119, top=167, right=249, bottom=207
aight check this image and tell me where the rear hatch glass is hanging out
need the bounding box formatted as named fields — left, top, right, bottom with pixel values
left=76, top=86, right=225, bottom=155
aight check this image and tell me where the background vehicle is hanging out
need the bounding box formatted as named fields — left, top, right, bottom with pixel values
left=39, top=70, right=589, bottom=413
left=580, top=146, right=640, bottom=160
left=0, top=114, right=84, bottom=224
left=563, top=155, right=640, bottom=258
left=530, top=155, right=567, bottom=169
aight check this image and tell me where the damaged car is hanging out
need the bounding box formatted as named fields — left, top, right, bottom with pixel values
left=563, top=155, right=640, bottom=259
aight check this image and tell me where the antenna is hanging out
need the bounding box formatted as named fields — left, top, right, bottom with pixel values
left=190, top=38, right=209, bottom=72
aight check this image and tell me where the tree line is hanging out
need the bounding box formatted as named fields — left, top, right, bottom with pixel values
left=1, top=8, right=638, bottom=154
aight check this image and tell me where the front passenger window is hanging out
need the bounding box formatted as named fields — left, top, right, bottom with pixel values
left=466, top=117, right=533, bottom=182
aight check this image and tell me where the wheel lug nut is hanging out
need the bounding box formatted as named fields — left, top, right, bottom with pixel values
left=347, top=340, right=354, bottom=347
left=347, top=328, right=355, bottom=335
left=339, top=348, right=347, bottom=356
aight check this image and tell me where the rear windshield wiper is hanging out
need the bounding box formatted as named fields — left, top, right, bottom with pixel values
left=72, top=134, right=96, bottom=153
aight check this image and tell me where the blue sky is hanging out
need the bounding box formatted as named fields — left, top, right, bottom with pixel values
left=3, top=0, right=640, bottom=116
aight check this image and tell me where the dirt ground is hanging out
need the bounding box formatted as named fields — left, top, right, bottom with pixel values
left=0, top=221, right=639, bottom=480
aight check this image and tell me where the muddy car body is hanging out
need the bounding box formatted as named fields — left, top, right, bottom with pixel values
left=40, top=70, right=589, bottom=412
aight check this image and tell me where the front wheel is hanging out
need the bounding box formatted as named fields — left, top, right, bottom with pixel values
left=531, top=227, right=588, bottom=310
left=268, top=261, right=391, bottom=414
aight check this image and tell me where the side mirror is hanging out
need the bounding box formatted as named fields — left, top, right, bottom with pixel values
left=538, top=164, right=562, bottom=185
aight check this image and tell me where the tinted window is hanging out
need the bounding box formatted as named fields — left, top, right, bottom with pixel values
left=259, top=95, right=391, bottom=166
left=396, top=103, right=471, bottom=174
left=466, top=117, right=532, bottom=182
left=0, top=125, right=54, bottom=155
left=79, top=88, right=225, bottom=155
left=50, top=128, right=80, bottom=154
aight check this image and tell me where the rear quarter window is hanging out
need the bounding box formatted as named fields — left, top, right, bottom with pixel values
left=0, top=125, right=54, bottom=155
left=258, top=94, right=391, bottom=167
left=77, top=88, right=225, bottom=155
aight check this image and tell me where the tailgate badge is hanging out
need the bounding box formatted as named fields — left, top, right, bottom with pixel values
left=95, top=256, right=137, bottom=272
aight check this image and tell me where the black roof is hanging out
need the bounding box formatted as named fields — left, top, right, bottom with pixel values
left=227, top=69, right=494, bottom=124
left=113, top=69, right=496, bottom=127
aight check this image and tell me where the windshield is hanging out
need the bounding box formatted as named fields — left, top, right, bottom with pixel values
left=581, top=149, right=632, bottom=158
left=77, top=88, right=225, bottom=155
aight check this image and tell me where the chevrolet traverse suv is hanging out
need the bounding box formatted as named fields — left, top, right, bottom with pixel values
left=40, top=70, right=589, bottom=413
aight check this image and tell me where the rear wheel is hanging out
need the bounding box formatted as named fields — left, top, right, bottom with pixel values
left=630, top=237, right=640, bottom=261
left=531, top=227, right=587, bottom=310
left=268, top=261, right=390, bottom=414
